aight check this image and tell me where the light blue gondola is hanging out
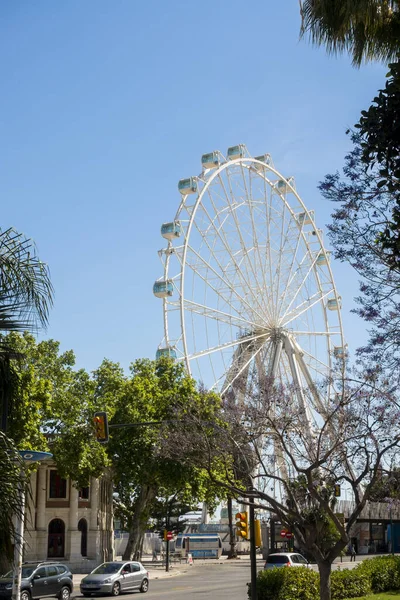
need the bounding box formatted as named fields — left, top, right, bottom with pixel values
left=227, top=145, right=245, bottom=160
left=156, top=347, right=177, bottom=360
left=297, top=211, right=314, bottom=225
left=334, top=346, right=346, bottom=359
left=327, top=297, right=341, bottom=311
left=153, top=280, right=173, bottom=298
left=161, top=222, right=182, bottom=240
left=316, top=252, right=330, bottom=266
left=202, top=152, right=220, bottom=169
left=276, top=177, right=294, bottom=193
left=254, top=154, right=272, bottom=170
left=178, top=177, right=197, bottom=195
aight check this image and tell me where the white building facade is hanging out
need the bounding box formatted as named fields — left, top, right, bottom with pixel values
left=24, top=461, right=114, bottom=572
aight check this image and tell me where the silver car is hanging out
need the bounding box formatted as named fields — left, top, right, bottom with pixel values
left=264, top=552, right=311, bottom=569
left=80, top=562, right=149, bottom=596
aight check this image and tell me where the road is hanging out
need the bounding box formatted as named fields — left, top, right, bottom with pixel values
left=72, top=557, right=363, bottom=600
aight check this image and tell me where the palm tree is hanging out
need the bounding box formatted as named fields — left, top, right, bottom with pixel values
left=0, top=227, right=54, bottom=432
left=0, top=431, right=24, bottom=572
left=0, top=228, right=53, bottom=571
left=299, top=0, right=400, bottom=66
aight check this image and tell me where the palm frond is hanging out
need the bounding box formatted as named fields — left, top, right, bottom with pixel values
left=300, top=0, right=400, bottom=66
left=0, top=228, right=54, bottom=332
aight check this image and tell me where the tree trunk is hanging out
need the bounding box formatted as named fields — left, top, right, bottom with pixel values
left=122, top=484, right=157, bottom=560
left=227, top=497, right=237, bottom=559
left=318, top=560, right=332, bottom=600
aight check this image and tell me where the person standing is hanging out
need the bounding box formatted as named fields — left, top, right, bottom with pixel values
left=349, top=543, right=356, bottom=562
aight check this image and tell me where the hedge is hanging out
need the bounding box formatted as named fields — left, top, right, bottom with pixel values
left=250, top=556, right=400, bottom=600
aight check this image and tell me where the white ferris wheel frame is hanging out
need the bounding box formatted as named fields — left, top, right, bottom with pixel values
left=156, top=149, right=345, bottom=427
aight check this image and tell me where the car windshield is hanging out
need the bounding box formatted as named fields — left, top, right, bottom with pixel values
left=92, top=564, right=122, bottom=575
left=2, top=568, right=35, bottom=578
left=266, top=555, right=289, bottom=564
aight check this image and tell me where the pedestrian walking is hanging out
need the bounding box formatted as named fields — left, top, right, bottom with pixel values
left=349, top=543, right=356, bottom=562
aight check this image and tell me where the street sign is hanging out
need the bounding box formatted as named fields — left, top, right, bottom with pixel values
left=18, top=451, right=53, bottom=463
left=285, top=532, right=293, bottom=539
left=280, top=530, right=287, bottom=538
left=166, top=531, right=173, bottom=541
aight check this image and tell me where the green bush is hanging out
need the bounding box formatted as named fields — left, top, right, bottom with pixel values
left=276, top=568, right=319, bottom=600
left=330, top=568, right=371, bottom=600
left=250, top=568, right=285, bottom=600
left=252, top=557, right=400, bottom=600
left=250, top=567, right=318, bottom=600
left=355, top=555, right=400, bottom=592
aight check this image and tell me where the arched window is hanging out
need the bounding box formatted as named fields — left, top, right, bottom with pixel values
left=48, top=519, right=65, bottom=558
left=78, top=518, right=88, bottom=557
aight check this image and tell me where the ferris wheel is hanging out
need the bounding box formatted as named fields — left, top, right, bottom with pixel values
left=153, top=145, right=345, bottom=434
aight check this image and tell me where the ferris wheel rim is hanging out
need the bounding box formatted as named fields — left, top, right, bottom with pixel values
left=158, top=149, right=345, bottom=401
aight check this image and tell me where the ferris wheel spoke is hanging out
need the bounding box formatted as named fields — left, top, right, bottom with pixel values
left=291, top=330, right=337, bottom=336
left=280, top=252, right=319, bottom=320
left=219, top=341, right=266, bottom=396
left=281, top=288, right=333, bottom=327
left=183, top=240, right=265, bottom=323
left=271, top=191, right=290, bottom=322
left=183, top=299, right=260, bottom=330
left=217, top=171, right=272, bottom=319
left=188, top=330, right=269, bottom=362
left=277, top=220, right=307, bottom=315
left=241, top=165, right=270, bottom=308
left=196, top=193, right=271, bottom=323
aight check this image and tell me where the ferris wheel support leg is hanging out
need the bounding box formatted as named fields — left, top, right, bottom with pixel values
left=268, top=337, right=283, bottom=379
left=291, top=338, right=328, bottom=418
left=291, top=338, right=360, bottom=491
left=283, top=335, right=315, bottom=445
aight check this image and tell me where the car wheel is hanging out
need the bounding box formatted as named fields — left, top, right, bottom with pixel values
left=111, top=582, right=121, bottom=597
left=59, top=586, right=70, bottom=600
left=140, top=579, right=149, bottom=593
left=21, top=591, right=31, bottom=600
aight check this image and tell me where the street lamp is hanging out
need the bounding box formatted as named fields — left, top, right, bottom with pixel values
left=11, top=451, right=52, bottom=600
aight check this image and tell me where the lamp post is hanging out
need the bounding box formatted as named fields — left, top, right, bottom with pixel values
left=11, top=451, right=52, bottom=600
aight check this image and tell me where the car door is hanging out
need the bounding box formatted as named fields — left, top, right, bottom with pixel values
left=295, top=554, right=309, bottom=568
left=31, top=567, right=50, bottom=598
left=119, top=564, right=133, bottom=591
left=45, top=565, right=61, bottom=595
left=130, top=563, right=143, bottom=589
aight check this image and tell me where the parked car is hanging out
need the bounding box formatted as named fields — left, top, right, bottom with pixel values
left=0, top=561, right=73, bottom=600
left=264, top=552, right=311, bottom=569
left=80, top=562, right=149, bottom=596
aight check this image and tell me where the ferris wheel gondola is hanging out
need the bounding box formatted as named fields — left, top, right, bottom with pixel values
left=153, top=145, right=345, bottom=440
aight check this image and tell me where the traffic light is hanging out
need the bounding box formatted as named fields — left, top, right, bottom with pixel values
left=254, top=519, right=262, bottom=547
left=235, top=511, right=248, bottom=539
left=163, top=529, right=167, bottom=541
left=93, top=411, right=109, bottom=443
left=334, top=484, right=341, bottom=497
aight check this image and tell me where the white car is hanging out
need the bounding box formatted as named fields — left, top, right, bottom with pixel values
left=264, top=552, right=311, bottom=569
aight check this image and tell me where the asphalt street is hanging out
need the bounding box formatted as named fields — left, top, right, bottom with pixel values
left=71, top=557, right=365, bottom=600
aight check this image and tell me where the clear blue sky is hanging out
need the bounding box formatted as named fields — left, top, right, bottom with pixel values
left=0, top=1, right=386, bottom=375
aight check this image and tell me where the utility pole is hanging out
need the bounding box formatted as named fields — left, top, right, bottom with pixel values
left=165, top=506, right=170, bottom=572
left=249, top=495, right=257, bottom=600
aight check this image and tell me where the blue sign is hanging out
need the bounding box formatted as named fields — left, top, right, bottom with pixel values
left=19, top=451, right=53, bottom=462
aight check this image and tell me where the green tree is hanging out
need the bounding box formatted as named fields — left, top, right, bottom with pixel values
left=109, top=358, right=227, bottom=561
left=0, top=333, right=114, bottom=484
left=299, top=0, right=400, bottom=66
left=0, top=227, right=53, bottom=433
left=0, top=432, right=24, bottom=571
left=163, top=376, right=400, bottom=600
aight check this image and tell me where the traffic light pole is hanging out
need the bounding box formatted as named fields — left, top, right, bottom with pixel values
left=165, top=512, right=170, bottom=572
left=249, top=496, right=257, bottom=600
